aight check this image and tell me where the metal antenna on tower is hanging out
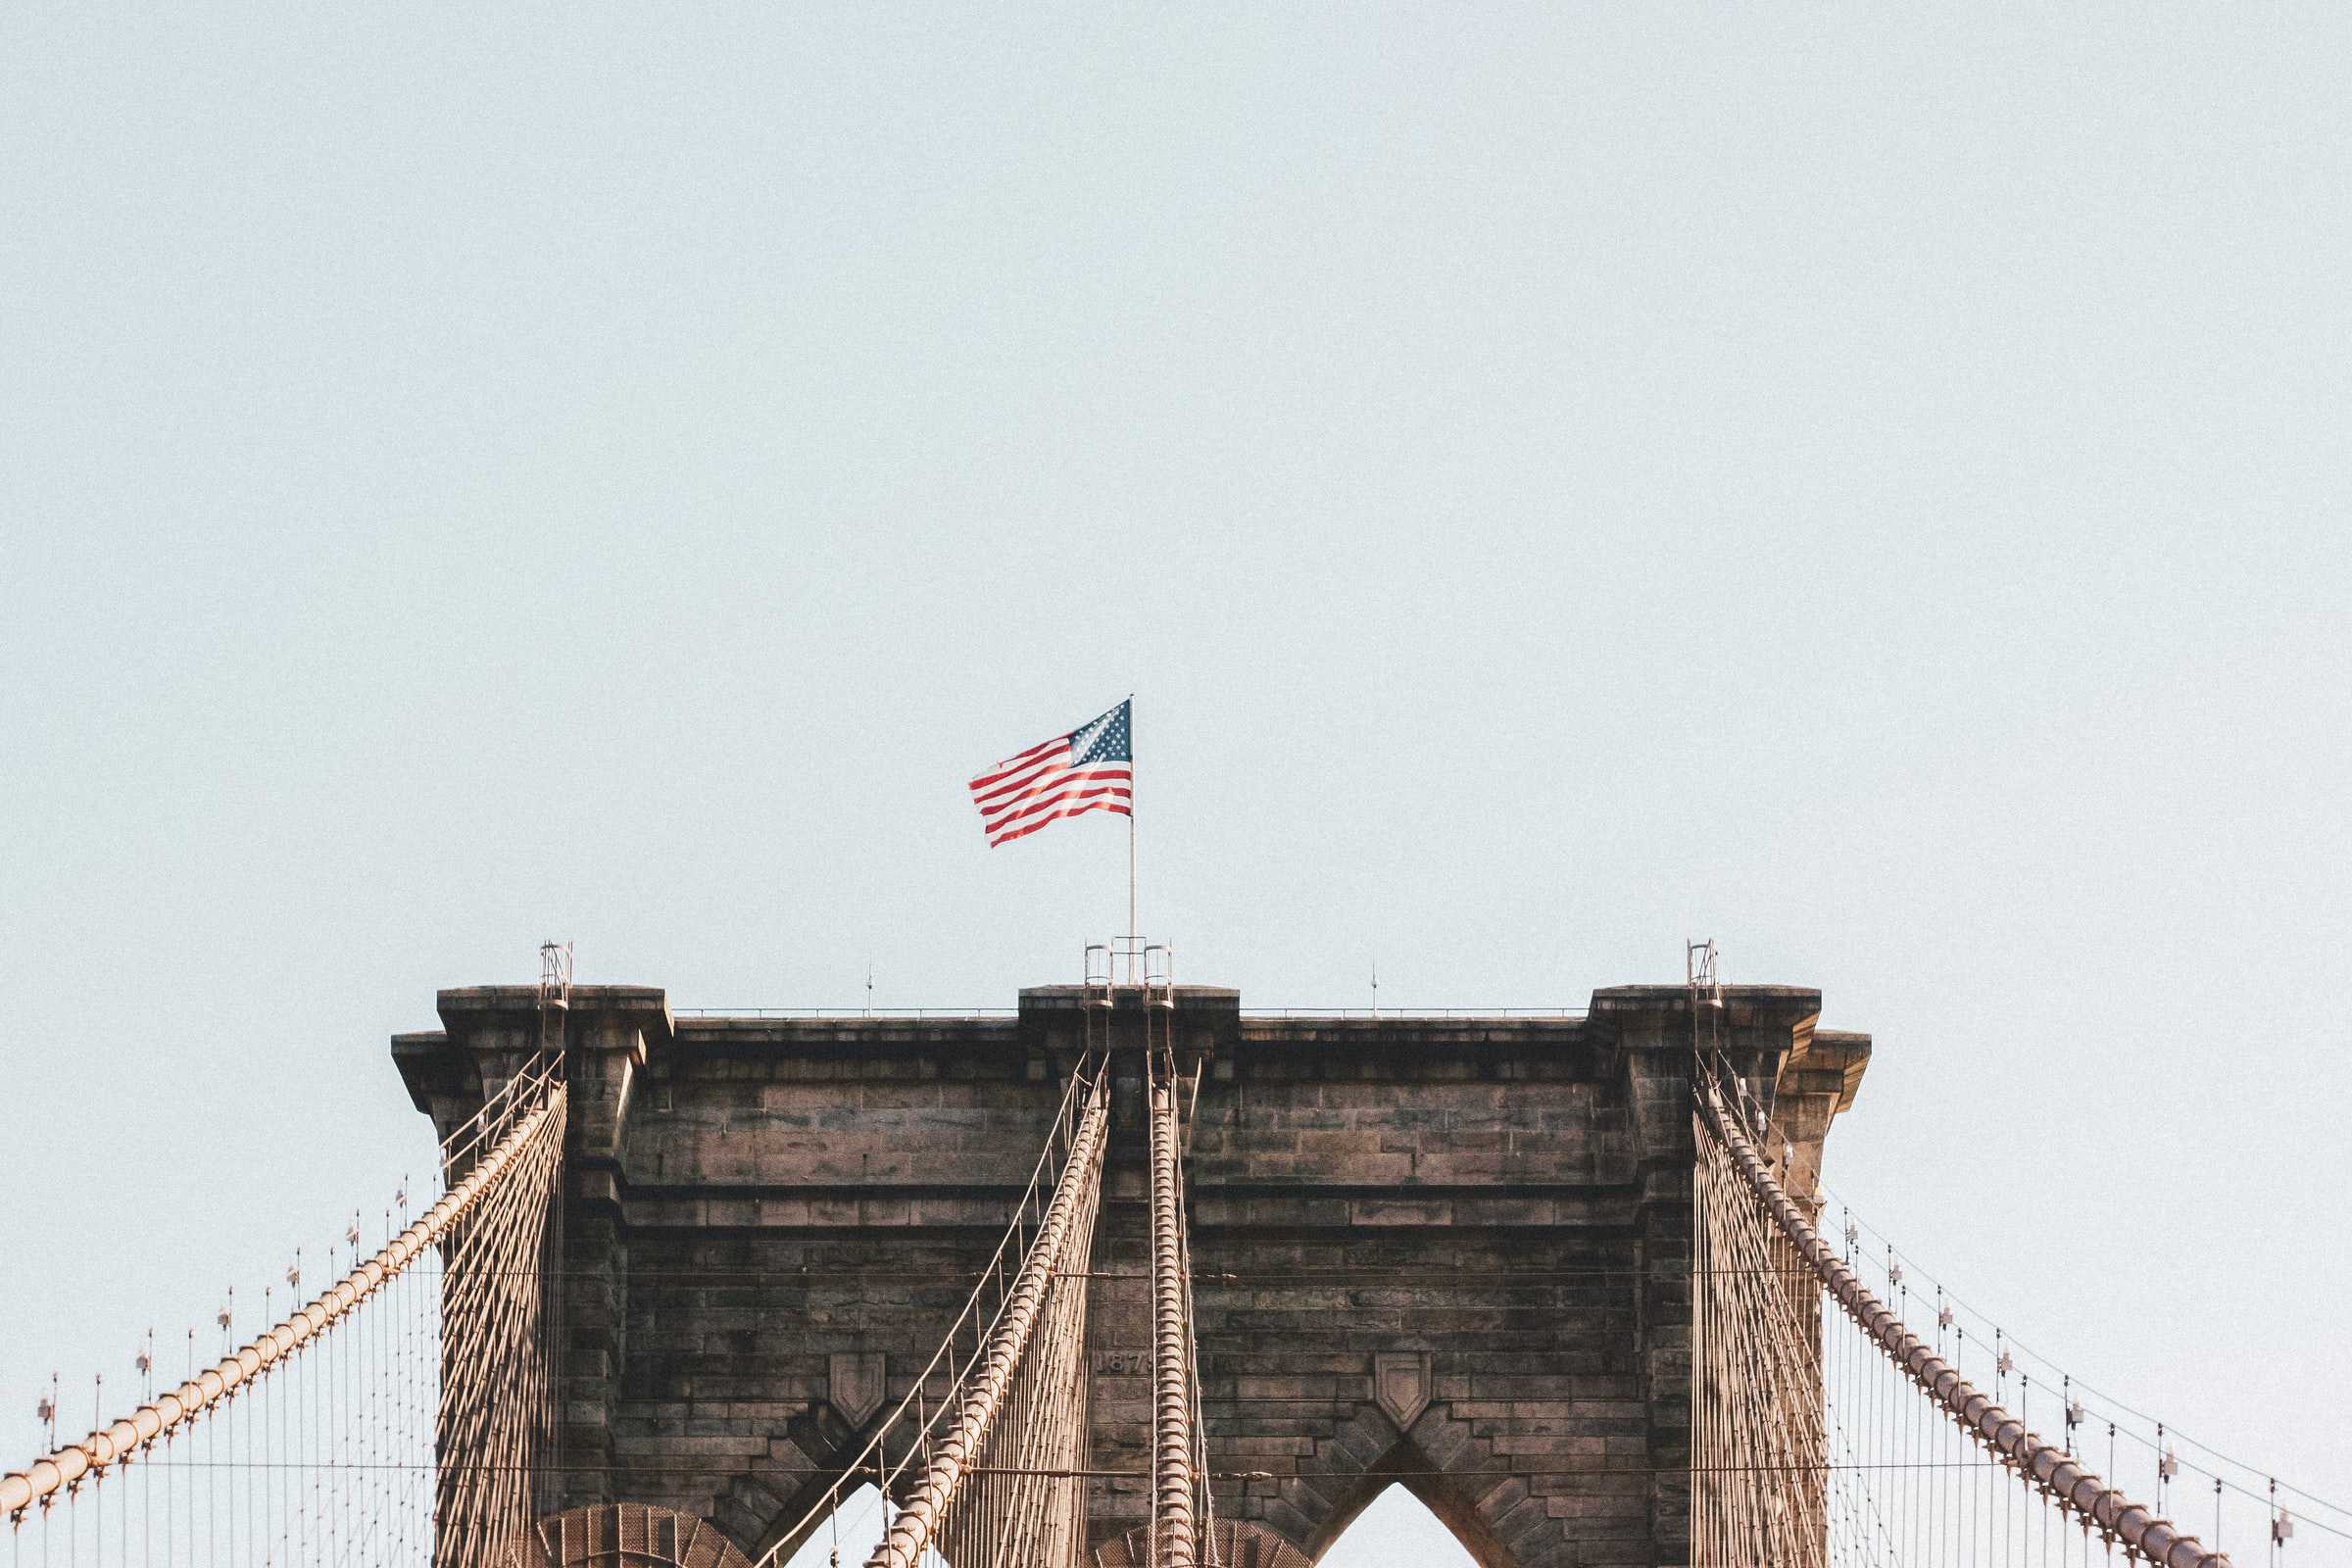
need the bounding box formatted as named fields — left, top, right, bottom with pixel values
left=1687, top=939, right=1726, bottom=1068
left=538, top=940, right=574, bottom=1056
left=1686, top=939, right=1723, bottom=1005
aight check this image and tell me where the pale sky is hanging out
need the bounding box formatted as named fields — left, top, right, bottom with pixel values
left=5, top=6, right=2348, bottom=1562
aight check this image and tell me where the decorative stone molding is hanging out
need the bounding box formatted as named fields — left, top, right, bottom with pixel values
left=1372, top=1350, right=1432, bottom=1432
left=829, top=1352, right=887, bottom=1428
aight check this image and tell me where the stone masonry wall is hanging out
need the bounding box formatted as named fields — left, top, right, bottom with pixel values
left=392, top=981, right=1868, bottom=1568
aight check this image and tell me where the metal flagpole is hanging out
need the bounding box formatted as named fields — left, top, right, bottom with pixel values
left=1127, top=696, right=1137, bottom=980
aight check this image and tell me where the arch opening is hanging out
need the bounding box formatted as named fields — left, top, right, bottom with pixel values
left=1318, top=1484, right=1484, bottom=1568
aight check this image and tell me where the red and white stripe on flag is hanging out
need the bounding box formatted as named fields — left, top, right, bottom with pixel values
left=967, top=700, right=1133, bottom=847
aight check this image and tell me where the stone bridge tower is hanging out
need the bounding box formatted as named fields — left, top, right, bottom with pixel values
left=393, top=979, right=1869, bottom=1568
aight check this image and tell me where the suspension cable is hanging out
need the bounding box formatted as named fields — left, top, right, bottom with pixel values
left=1, top=1058, right=565, bottom=1523
left=1697, top=1075, right=2232, bottom=1568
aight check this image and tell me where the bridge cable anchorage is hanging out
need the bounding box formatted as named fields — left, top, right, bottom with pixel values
left=1, top=1049, right=568, bottom=1559
left=1694, top=1074, right=2234, bottom=1568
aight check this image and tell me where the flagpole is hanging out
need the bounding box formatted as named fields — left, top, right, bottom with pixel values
left=1127, top=695, right=1138, bottom=978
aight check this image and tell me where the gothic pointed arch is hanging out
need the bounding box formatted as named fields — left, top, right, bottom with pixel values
left=715, top=1404, right=892, bottom=1566
left=1241, top=1399, right=1578, bottom=1568
left=1320, top=1484, right=1490, bottom=1566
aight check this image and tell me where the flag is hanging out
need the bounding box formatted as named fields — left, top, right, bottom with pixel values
left=968, top=700, right=1133, bottom=847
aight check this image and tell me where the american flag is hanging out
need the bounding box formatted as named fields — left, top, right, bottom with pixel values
left=968, top=700, right=1133, bottom=847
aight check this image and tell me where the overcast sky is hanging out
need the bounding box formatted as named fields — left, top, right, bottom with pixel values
left=5, top=6, right=2348, bottom=1561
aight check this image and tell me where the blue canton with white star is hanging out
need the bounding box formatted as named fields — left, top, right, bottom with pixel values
left=1070, top=700, right=1131, bottom=764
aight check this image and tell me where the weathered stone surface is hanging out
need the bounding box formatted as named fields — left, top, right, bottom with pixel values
left=395, top=979, right=1868, bottom=1568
